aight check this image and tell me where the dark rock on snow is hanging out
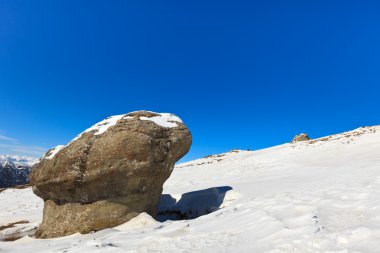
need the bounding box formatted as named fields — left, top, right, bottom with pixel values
left=30, top=111, right=191, bottom=238
left=291, top=133, right=311, bottom=143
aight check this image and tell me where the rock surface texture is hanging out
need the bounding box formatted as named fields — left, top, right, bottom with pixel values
left=291, top=133, right=310, bottom=143
left=29, top=111, right=192, bottom=238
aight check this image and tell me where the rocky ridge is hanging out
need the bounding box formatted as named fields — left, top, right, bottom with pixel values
left=0, top=155, right=39, bottom=188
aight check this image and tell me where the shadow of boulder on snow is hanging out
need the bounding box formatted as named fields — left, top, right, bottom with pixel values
left=157, top=186, right=233, bottom=222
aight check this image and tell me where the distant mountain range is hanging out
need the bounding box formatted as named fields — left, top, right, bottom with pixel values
left=0, top=155, right=39, bottom=188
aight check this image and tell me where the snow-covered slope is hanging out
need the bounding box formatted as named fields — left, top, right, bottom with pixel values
left=1, top=126, right=380, bottom=252
left=0, top=155, right=39, bottom=188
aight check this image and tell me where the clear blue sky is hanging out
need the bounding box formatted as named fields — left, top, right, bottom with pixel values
left=0, top=0, right=379, bottom=161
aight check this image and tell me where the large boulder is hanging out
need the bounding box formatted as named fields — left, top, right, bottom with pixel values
left=29, top=111, right=191, bottom=238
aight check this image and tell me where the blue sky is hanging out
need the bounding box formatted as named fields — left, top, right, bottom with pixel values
left=0, top=0, right=379, bottom=161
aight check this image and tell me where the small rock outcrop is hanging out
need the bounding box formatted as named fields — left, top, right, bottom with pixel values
left=29, top=111, right=191, bottom=238
left=291, top=133, right=310, bottom=143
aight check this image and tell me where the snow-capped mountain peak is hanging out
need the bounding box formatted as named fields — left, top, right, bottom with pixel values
left=0, top=155, right=39, bottom=188
left=0, top=155, right=39, bottom=168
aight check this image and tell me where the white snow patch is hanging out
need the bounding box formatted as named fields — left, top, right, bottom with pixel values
left=140, top=113, right=183, bottom=128
left=83, top=114, right=126, bottom=136
left=0, top=188, right=43, bottom=242
left=12, top=236, right=35, bottom=243
left=44, top=145, right=65, bottom=160
left=113, top=213, right=158, bottom=231
left=43, top=115, right=132, bottom=160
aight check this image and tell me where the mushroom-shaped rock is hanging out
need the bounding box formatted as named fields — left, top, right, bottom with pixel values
left=291, top=133, right=310, bottom=143
left=29, top=111, right=191, bottom=238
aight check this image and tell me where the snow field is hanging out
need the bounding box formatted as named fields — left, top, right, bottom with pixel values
left=1, top=125, right=380, bottom=252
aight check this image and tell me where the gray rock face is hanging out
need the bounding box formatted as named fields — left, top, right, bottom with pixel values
left=291, top=133, right=310, bottom=143
left=30, top=111, right=191, bottom=238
